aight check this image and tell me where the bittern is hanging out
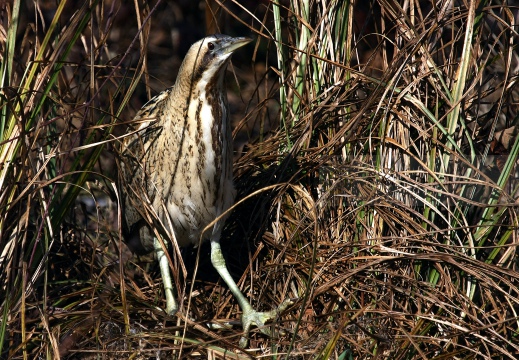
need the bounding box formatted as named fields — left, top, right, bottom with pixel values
left=119, top=34, right=293, bottom=347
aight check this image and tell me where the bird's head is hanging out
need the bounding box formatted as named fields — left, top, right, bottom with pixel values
left=176, top=34, right=252, bottom=90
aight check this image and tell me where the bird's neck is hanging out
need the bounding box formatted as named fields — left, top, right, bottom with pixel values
left=174, top=63, right=228, bottom=104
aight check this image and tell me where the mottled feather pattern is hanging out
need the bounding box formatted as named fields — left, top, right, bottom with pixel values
left=119, top=35, right=236, bottom=250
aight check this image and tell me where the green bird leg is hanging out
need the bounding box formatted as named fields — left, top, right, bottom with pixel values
left=209, top=239, right=295, bottom=348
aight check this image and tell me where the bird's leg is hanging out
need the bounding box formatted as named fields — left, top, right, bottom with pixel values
left=154, top=237, right=178, bottom=315
left=209, top=239, right=295, bottom=348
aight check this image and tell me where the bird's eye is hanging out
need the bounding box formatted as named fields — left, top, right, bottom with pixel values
left=208, top=42, right=215, bottom=50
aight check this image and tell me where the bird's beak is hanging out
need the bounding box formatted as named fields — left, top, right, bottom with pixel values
left=221, top=37, right=253, bottom=55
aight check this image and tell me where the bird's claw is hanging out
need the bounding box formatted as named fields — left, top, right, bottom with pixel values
left=239, top=297, right=297, bottom=348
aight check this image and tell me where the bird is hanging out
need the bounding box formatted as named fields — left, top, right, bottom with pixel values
left=118, top=34, right=294, bottom=347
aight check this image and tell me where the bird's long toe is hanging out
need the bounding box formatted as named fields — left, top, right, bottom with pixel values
left=239, top=297, right=297, bottom=348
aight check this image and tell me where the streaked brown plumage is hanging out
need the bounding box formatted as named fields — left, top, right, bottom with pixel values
left=118, top=34, right=293, bottom=347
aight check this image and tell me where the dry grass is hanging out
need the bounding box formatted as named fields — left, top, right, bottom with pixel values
left=1, top=0, right=519, bottom=359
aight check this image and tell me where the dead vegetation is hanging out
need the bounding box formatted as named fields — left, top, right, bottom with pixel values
left=1, top=0, right=519, bottom=359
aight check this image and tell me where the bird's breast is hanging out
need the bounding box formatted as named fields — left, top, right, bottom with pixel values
left=160, top=81, right=232, bottom=245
